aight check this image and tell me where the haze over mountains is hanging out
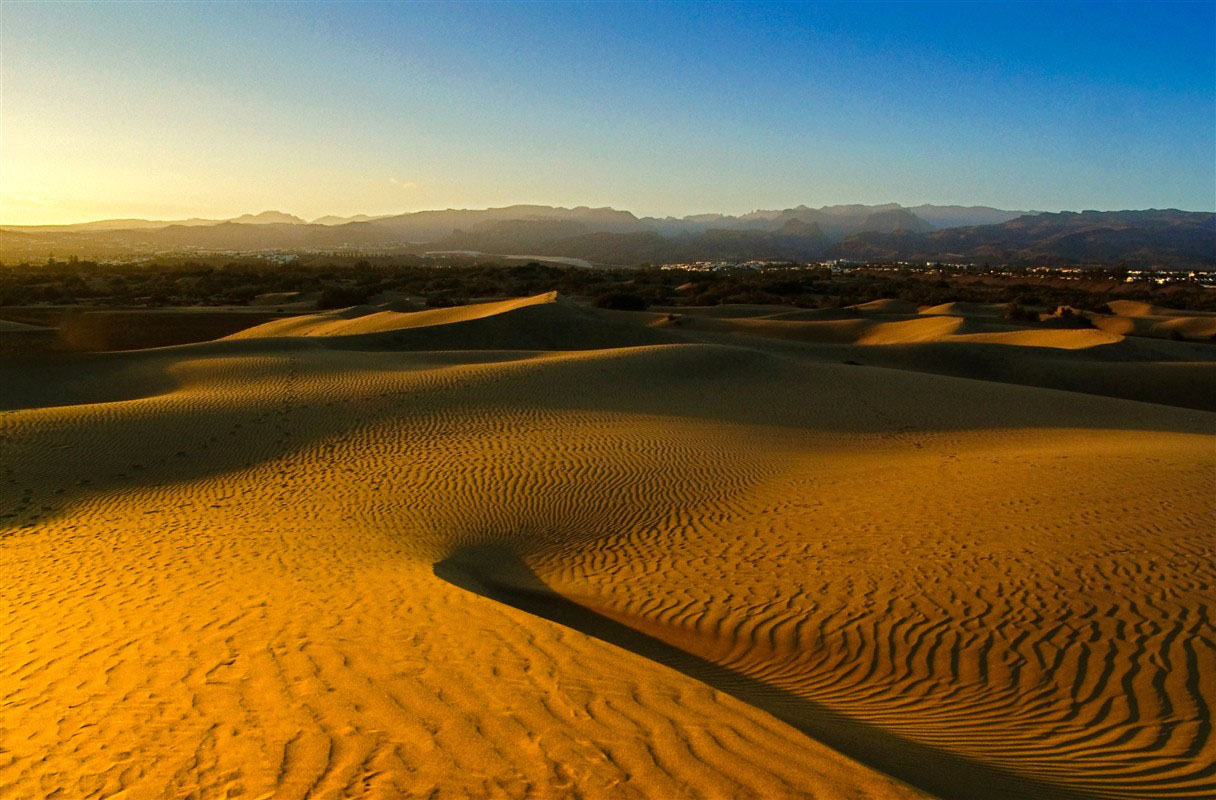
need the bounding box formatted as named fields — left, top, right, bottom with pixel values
left=5, top=203, right=1018, bottom=235
left=3, top=203, right=1213, bottom=267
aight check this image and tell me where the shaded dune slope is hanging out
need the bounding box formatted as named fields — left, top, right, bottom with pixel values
left=653, top=301, right=1214, bottom=411
left=2, top=294, right=1213, bottom=799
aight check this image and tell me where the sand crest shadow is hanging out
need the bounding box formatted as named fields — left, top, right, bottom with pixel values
left=433, top=544, right=1102, bottom=800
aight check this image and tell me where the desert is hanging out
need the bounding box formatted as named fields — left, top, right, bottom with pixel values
left=2, top=290, right=1212, bottom=799
left=4, top=2, right=1215, bottom=796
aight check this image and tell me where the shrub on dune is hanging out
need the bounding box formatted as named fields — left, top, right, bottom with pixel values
left=317, top=285, right=375, bottom=310
left=593, top=291, right=649, bottom=311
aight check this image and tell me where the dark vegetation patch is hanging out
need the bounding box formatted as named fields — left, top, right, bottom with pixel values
left=1, top=256, right=1214, bottom=317
left=593, top=291, right=649, bottom=311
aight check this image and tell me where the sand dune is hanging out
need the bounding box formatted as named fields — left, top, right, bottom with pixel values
left=3, top=294, right=1213, bottom=799
left=228, top=293, right=565, bottom=338
left=850, top=298, right=920, bottom=314
left=653, top=299, right=1215, bottom=410
left=673, top=297, right=1216, bottom=344
left=918, top=301, right=1012, bottom=318
left=1092, top=309, right=1216, bottom=341
left=669, top=312, right=1121, bottom=349
left=229, top=292, right=676, bottom=352
left=0, top=319, right=48, bottom=332
left=1105, top=299, right=1216, bottom=318
left=944, top=327, right=1122, bottom=348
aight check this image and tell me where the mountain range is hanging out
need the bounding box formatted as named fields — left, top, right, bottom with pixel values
left=831, top=210, right=1216, bottom=267
left=2, top=204, right=1212, bottom=267
left=3, top=203, right=1015, bottom=237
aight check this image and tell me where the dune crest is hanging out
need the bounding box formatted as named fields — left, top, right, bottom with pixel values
left=227, top=291, right=564, bottom=338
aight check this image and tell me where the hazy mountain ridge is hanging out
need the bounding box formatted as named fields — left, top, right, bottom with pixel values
left=367, top=205, right=650, bottom=241
left=11, top=209, right=308, bottom=232
left=311, top=214, right=393, bottom=226
left=0, top=202, right=946, bottom=260
left=3, top=202, right=1015, bottom=237
left=430, top=217, right=831, bottom=264
left=636, top=203, right=1021, bottom=240
left=3, top=205, right=1212, bottom=267
left=831, top=210, right=1216, bottom=267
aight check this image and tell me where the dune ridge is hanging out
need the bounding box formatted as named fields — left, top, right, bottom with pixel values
left=2, top=294, right=1213, bottom=799
left=226, top=292, right=565, bottom=339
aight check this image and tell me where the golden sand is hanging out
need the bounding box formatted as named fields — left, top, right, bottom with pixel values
left=2, top=294, right=1212, bottom=799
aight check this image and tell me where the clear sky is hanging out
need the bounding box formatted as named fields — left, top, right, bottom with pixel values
left=1, top=1, right=1213, bottom=224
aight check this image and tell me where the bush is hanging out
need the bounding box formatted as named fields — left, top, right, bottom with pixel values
left=1004, top=302, right=1037, bottom=322
left=316, top=285, right=374, bottom=309
left=1044, top=305, right=1095, bottom=328
left=593, top=291, right=648, bottom=311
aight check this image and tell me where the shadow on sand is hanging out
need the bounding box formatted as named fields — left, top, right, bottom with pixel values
left=434, top=543, right=1100, bottom=800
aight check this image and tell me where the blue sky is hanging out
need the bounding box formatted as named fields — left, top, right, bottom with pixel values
left=1, top=1, right=1213, bottom=223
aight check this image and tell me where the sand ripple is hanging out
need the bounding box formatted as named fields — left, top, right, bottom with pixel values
left=2, top=295, right=1212, bottom=798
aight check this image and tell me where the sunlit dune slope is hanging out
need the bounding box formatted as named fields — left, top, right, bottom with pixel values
left=2, top=294, right=1213, bottom=800
left=1091, top=300, right=1216, bottom=341
left=918, top=301, right=1011, bottom=318
left=1105, top=299, right=1216, bottom=318
left=653, top=299, right=1215, bottom=410
left=228, top=291, right=676, bottom=351
left=849, top=298, right=920, bottom=314
left=666, top=311, right=1122, bottom=349
left=227, top=292, right=565, bottom=338
left=944, top=327, right=1122, bottom=348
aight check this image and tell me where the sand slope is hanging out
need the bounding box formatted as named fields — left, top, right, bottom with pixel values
left=672, top=309, right=1122, bottom=349
left=919, top=301, right=1012, bottom=318
left=228, top=292, right=676, bottom=352
left=0, top=319, right=48, bottom=332
left=655, top=300, right=1215, bottom=410
left=227, top=293, right=565, bottom=338
left=2, top=295, right=1213, bottom=799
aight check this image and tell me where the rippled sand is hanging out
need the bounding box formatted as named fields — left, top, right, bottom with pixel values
left=2, top=294, right=1212, bottom=799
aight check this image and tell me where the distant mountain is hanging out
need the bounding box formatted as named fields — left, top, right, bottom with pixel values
left=636, top=203, right=1014, bottom=240
left=227, top=211, right=306, bottom=225
left=0, top=220, right=406, bottom=258
left=2, top=203, right=1003, bottom=239
left=311, top=214, right=391, bottom=226
left=907, top=204, right=1030, bottom=229
left=430, top=219, right=594, bottom=253
left=367, top=205, right=648, bottom=241
left=831, top=210, right=1216, bottom=267
left=860, top=208, right=933, bottom=234
left=11, top=217, right=222, bottom=232
left=2, top=205, right=1209, bottom=267
left=432, top=217, right=829, bottom=264
left=8, top=210, right=309, bottom=233
left=639, top=204, right=928, bottom=239
left=818, top=203, right=903, bottom=217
